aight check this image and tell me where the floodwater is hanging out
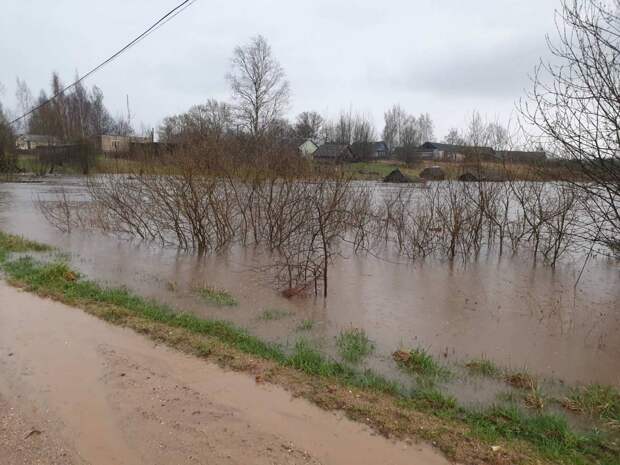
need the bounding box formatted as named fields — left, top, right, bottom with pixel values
left=1, top=177, right=619, bottom=401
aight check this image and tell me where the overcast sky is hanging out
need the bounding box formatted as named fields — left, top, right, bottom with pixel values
left=0, top=0, right=560, bottom=139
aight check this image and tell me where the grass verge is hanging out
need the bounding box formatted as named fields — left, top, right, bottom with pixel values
left=0, top=232, right=618, bottom=465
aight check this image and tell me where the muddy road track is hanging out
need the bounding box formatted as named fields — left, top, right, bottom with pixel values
left=0, top=282, right=449, bottom=465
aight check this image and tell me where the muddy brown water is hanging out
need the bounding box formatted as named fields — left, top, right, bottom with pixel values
left=0, top=177, right=619, bottom=403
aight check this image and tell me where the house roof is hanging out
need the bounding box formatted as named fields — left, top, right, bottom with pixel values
left=422, top=142, right=496, bottom=156
left=373, top=141, right=388, bottom=151
left=314, top=143, right=353, bottom=159
left=17, top=134, right=60, bottom=143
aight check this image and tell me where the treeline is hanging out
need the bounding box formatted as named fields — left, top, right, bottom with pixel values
left=14, top=73, right=132, bottom=142
left=0, top=73, right=135, bottom=174
left=155, top=34, right=437, bottom=158
left=0, top=99, right=17, bottom=172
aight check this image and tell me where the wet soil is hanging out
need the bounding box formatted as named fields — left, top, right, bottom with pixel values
left=0, top=281, right=449, bottom=465
left=0, top=394, right=84, bottom=465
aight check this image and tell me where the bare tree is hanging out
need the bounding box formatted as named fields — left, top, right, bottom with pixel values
left=400, top=115, right=421, bottom=147
left=521, top=0, right=620, bottom=248
left=416, top=112, right=434, bottom=143
left=443, top=128, right=465, bottom=145
left=159, top=99, right=234, bottom=143
left=327, top=109, right=354, bottom=144
left=0, top=98, right=17, bottom=173
left=294, top=111, right=323, bottom=140
left=15, top=78, right=33, bottom=134
left=25, top=73, right=124, bottom=141
left=227, top=35, right=290, bottom=137
left=383, top=107, right=435, bottom=150
left=383, top=104, right=407, bottom=151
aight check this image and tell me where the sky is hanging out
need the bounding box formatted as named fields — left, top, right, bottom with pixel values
left=0, top=0, right=561, bottom=139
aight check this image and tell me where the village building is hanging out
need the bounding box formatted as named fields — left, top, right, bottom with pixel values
left=99, top=134, right=153, bottom=154
left=298, top=139, right=319, bottom=158
left=313, top=143, right=355, bottom=162
left=372, top=141, right=389, bottom=158
left=15, top=134, right=61, bottom=151
left=421, top=142, right=496, bottom=162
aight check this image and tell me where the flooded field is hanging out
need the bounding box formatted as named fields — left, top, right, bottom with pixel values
left=1, top=177, right=619, bottom=405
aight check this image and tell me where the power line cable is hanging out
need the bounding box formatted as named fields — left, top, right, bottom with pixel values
left=9, top=0, right=197, bottom=126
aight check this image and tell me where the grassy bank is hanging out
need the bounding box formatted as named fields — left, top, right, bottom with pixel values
left=0, top=230, right=618, bottom=465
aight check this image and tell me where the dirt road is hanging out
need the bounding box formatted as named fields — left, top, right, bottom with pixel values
left=0, top=281, right=450, bottom=465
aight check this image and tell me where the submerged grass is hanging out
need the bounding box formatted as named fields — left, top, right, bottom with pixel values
left=194, top=285, right=238, bottom=307
left=562, top=385, right=620, bottom=423
left=295, top=319, right=315, bottom=332
left=336, top=328, right=375, bottom=364
left=0, top=231, right=51, bottom=261
left=1, top=231, right=619, bottom=465
left=466, top=358, right=501, bottom=377
left=258, top=308, right=291, bottom=321
left=393, top=348, right=451, bottom=379
left=505, top=370, right=537, bottom=390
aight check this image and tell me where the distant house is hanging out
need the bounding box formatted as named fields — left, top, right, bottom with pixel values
left=313, top=143, right=355, bottom=162
left=99, top=134, right=153, bottom=154
left=372, top=141, right=389, bottom=159
left=421, top=142, right=496, bottom=162
left=496, top=150, right=547, bottom=164
left=350, top=141, right=389, bottom=160
left=298, top=139, right=319, bottom=158
left=394, top=146, right=436, bottom=162
left=15, top=134, right=60, bottom=151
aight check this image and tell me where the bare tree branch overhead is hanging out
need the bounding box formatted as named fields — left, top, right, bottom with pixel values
left=521, top=0, right=620, bottom=247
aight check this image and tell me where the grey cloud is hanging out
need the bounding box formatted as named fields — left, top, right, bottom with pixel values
left=0, top=0, right=560, bottom=136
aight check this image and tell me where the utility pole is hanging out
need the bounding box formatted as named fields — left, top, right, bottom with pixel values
left=126, top=94, right=132, bottom=131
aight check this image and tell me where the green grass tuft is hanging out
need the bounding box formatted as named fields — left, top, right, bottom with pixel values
left=409, top=387, right=458, bottom=412
left=393, top=348, right=450, bottom=379
left=465, top=405, right=609, bottom=463
left=194, top=285, right=238, bottom=307
left=288, top=339, right=347, bottom=377
left=336, top=328, right=375, bottom=364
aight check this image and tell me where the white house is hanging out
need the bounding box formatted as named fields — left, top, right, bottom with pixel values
left=298, top=139, right=319, bottom=158
left=16, top=134, right=60, bottom=151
